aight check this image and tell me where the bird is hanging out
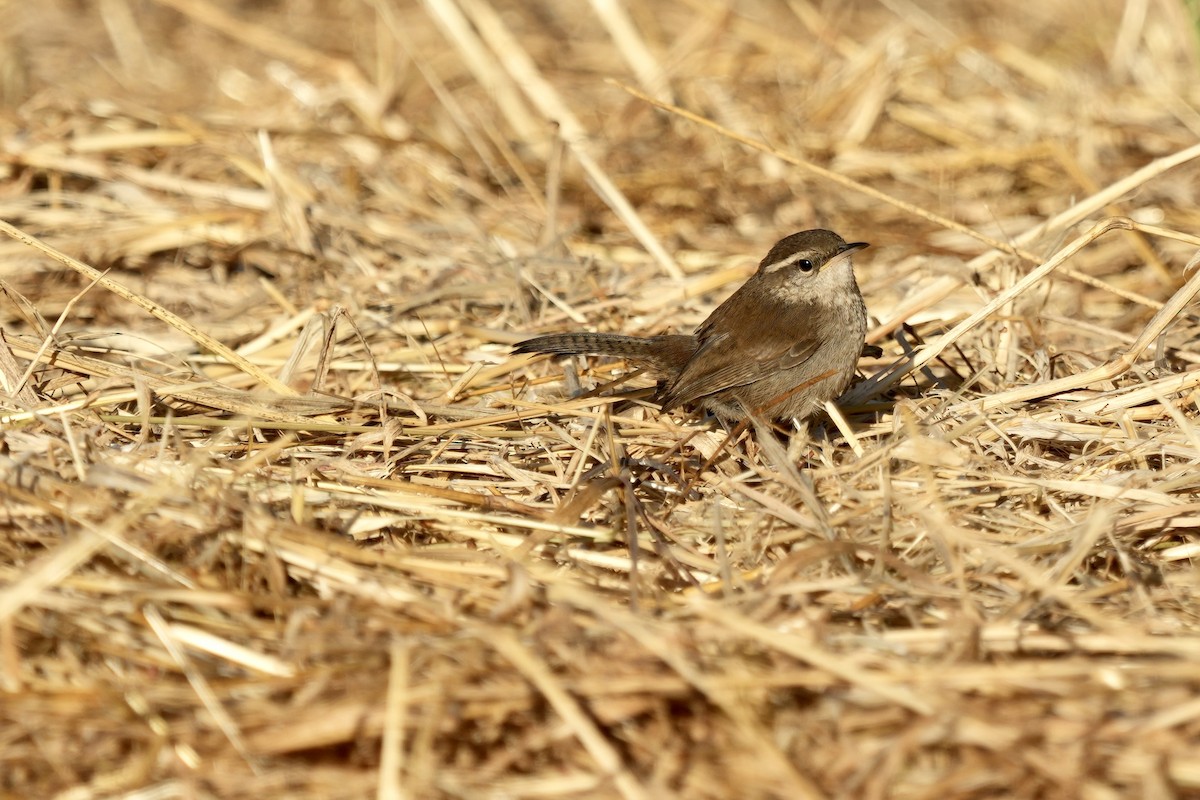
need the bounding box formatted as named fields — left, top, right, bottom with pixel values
left=513, top=229, right=870, bottom=421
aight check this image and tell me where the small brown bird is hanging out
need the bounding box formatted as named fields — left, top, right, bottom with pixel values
left=514, top=229, right=870, bottom=421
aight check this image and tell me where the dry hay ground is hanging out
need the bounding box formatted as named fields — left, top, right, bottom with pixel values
left=2, top=0, right=1200, bottom=798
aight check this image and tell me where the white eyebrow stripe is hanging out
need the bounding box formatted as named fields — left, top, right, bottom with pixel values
left=764, top=250, right=816, bottom=273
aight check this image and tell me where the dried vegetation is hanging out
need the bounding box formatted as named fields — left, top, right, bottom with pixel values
left=2, top=0, right=1200, bottom=797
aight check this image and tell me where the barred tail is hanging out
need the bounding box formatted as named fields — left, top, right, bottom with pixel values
left=513, top=332, right=696, bottom=373
left=513, top=332, right=650, bottom=357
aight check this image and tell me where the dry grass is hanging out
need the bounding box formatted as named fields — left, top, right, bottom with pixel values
left=3, top=0, right=1200, bottom=797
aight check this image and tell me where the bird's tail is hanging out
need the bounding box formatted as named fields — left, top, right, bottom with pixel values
left=513, top=333, right=695, bottom=373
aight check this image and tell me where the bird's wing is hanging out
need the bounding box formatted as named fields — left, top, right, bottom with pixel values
left=657, top=323, right=823, bottom=409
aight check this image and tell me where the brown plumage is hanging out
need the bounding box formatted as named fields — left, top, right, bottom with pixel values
left=514, top=229, right=869, bottom=421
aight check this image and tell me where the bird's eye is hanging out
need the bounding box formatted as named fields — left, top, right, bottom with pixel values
left=797, top=259, right=814, bottom=272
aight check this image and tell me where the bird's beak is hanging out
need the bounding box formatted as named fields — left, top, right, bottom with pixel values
left=826, top=240, right=868, bottom=269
